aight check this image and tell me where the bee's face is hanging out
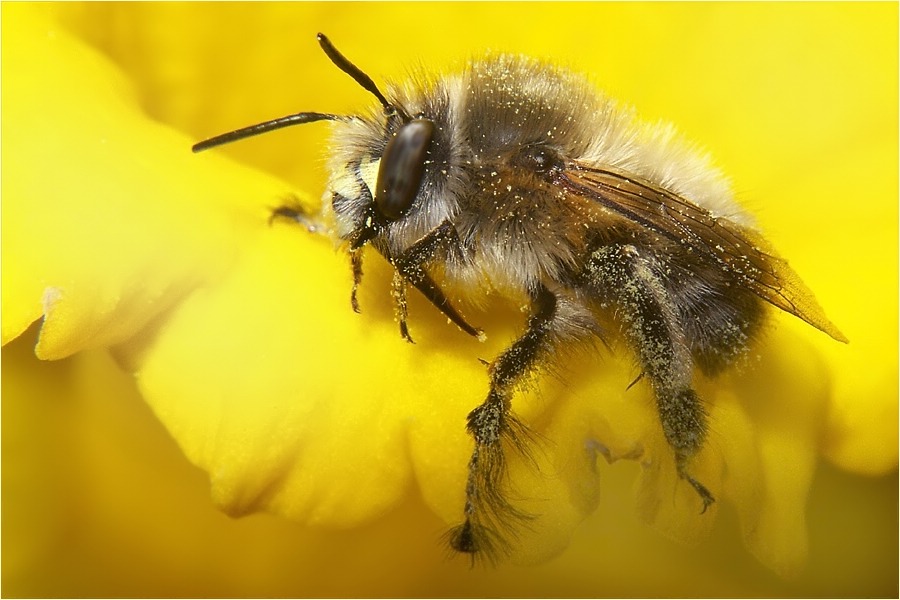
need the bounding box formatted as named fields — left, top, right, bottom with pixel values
left=326, top=89, right=468, bottom=258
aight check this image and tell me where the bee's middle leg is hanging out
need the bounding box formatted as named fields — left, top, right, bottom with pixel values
left=448, top=284, right=559, bottom=558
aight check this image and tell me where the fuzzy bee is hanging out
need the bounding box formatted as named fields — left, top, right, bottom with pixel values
left=194, top=33, right=847, bottom=560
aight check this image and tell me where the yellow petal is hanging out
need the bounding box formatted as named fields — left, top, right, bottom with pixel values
left=136, top=229, right=414, bottom=524
left=1, top=4, right=298, bottom=360
left=4, top=2, right=896, bottom=589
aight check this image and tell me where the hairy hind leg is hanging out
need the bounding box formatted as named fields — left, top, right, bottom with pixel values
left=586, top=244, right=714, bottom=511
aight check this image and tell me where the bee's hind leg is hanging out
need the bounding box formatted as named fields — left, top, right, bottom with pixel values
left=585, top=244, right=714, bottom=512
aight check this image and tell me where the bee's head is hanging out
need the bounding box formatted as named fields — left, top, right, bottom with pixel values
left=192, top=33, right=436, bottom=249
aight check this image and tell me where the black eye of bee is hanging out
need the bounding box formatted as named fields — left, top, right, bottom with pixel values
left=374, top=118, right=434, bottom=221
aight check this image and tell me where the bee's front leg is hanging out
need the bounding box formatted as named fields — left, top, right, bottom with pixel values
left=586, top=244, right=715, bottom=512
left=268, top=197, right=327, bottom=234
left=270, top=197, right=365, bottom=312
left=388, top=220, right=481, bottom=342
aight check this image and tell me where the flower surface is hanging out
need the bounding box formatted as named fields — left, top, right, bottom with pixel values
left=3, top=2, right=897, bottom=596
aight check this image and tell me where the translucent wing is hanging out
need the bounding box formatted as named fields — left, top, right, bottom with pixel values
left=557, top=162, right=847, bottom=343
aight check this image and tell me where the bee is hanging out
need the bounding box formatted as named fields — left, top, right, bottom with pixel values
left=194, top=33, right=847, bottom=561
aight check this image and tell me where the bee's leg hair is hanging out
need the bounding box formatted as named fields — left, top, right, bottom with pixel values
left=390, top=269, right=414, bottom=343
left=389, top=220, right=482, bottom=340
left=349, top=248, right=363, bottom=313
left=586, top=244, right=714, bottom=512
left=448, top=284, right=559, bottom=560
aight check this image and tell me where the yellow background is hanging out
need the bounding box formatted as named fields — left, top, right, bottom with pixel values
left=3, top=2, right=897, bottom=597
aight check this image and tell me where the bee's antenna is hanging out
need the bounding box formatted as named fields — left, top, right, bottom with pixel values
left=192, top=112, right=341, bottom=153
left=192, top=33, right=402, bottom=154
left=317, top=32, right=406, bottom=119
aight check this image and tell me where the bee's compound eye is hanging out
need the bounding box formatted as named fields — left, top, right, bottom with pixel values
left=375, top=118, right=434, bottom=221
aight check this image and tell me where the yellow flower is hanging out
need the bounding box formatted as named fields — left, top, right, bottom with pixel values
left=3, top=2, right=896, bottom=596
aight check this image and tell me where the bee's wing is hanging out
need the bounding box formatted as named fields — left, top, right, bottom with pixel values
left=560, top=162, right=847, bottom=343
